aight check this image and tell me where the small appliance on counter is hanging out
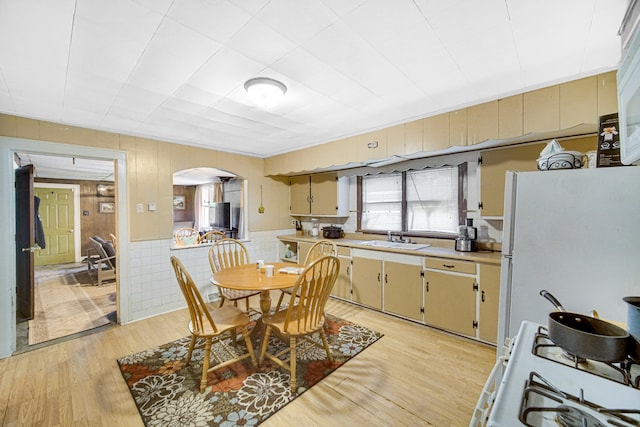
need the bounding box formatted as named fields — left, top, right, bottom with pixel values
left=322, top=225, right=343, bottom=239
left=455, top=218, right=477, bottom=252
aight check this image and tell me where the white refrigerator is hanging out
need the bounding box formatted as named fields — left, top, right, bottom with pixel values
left=497, top=166, right=640, bottom=347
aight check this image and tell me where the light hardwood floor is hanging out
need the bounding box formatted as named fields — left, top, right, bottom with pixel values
left=0, top=297, right=496, bottom=426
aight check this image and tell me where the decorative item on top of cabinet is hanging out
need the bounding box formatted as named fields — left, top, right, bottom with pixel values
left=424, top=257, right=477, bottom=337
left=289, top=173, right=349, bottom=216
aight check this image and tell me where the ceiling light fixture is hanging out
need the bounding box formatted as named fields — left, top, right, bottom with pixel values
left=244, top=77, right=287, bottom=108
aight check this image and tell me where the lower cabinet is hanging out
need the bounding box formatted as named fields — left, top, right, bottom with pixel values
left=351, top=256, right=382, bottom=309
left=277, top=238, right=501, bottom=345
left=333, top=246, right=352, bottom=300
left=383, top=260, right=423, bottom=321
left=424, top=270, right=477, bottom=336
left=297, top=241, right=313, bottom=264
left=478, top=263, right=501, bottom=344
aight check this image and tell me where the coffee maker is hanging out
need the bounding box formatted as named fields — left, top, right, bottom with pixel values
left=455, top=218, right=478, bottom=252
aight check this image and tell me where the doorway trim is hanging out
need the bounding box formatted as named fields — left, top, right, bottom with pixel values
left=34, top=183, right=82, bottom=262
left=0, top=136, right=129, bottom=358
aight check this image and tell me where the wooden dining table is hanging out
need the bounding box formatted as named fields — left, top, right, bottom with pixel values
left=210, top=262, right=301, bottom=315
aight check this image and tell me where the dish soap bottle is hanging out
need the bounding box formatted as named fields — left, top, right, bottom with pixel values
left=284, top=244, right=292, bottom=259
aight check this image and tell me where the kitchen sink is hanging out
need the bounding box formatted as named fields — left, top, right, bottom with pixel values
left=359, top=240, right=431, bottom=250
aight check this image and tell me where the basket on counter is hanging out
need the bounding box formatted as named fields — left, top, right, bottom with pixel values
left=537, top=151, right=583, bottom=171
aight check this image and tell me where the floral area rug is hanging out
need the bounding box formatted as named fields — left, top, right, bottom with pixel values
left=117, top=313, right=383, bottom=426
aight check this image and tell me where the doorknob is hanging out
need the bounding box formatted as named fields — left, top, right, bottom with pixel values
left=69, top=229, right=74, bottom=233
left=22, top=245, right=40, bottom=252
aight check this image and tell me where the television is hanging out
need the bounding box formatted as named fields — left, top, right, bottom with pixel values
left=209, top=202, right=231, bottom=229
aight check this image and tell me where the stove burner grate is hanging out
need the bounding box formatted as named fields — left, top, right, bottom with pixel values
left=519, top=371, right=640, bottom=427
left=532, top=326, right=633, bottom=386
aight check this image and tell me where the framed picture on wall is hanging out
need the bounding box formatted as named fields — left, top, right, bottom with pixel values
left=100, top=202, right=115, bottom=214
left=173, top=195, right=185, bottom=210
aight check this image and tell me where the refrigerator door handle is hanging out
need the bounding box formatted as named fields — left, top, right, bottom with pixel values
left=501, top=171, right=518, bottom=256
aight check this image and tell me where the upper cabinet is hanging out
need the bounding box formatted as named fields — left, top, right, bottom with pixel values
left=524, top=86, right=560, bottom=133
left=265, top=72, right=618, bottom=176
left=560, top=76, right=597, bottom=129
left=498, top=95, right=523, bottom=139
left=467, top=101, right=499, bottom=145
left=289, top=172, right=349, bottom=216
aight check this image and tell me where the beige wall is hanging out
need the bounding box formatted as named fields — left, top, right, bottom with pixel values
left=0, top=114, right=291, bottom=241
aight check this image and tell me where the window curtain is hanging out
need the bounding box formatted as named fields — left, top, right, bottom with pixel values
left=194, top=181, right=224, bottom=231
left=193, top=185, right=207, bottom=231
left=237, top=181, right=245, bottom=239
left=213, top=182, right=223, bottom=202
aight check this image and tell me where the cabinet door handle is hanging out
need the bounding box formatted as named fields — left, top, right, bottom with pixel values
left=377, top=273, right=380, bottom=282
left=481, top=290, right=485, bottom=302
left=425, top=282, right=429, bottom=292
left=442, top=264, right=455, bottom=269
left=384, top=273, right=388, bottom=284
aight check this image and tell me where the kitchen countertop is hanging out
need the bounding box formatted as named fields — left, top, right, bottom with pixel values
left=277, top=234, right=502, bottom=265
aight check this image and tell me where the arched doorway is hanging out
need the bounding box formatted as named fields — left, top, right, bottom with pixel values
left=172, top=167, right=248, bottom=240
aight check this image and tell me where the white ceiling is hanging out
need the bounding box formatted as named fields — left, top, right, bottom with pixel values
left=0, top=0, right=629, bottom=159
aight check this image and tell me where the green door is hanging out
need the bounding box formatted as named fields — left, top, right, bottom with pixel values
left=34, top=187, right=75, bottom=265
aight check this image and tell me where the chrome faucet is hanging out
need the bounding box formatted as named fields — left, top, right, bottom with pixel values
left=387, top=231, right=410, bottom=243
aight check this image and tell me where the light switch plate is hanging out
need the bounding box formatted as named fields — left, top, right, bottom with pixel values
left=148, top=202, right=156, bottom=211
left=136, top=203, right=144, bottom=213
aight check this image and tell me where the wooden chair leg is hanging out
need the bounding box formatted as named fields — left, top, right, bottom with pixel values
left=186, top=335, right=197, bottom=365
left=320, top=329, right=333, bottom=362
left=200, top=338, right=212, bottom=393
left=219, top=296, right=226, bottom=308
left=275, top=291, right=285, bottom=312
left=259, top=326, right=272, bottom=364
left=290, top=336, right=297, bottom=393
left=242, top=329, right=258, bottom=368
left=244, top=297, right=250, bottom=312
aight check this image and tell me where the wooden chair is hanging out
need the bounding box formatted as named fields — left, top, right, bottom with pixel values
left=259, top=255, right=340, bottom=392
left=275, top=239, right=338, bottom=311
left=87, top=236, right=116, bottom=285
left=198, top=230, right=226, bottom=244
left=208, top=238, right=260, bottom=312
left=174, top=227, right=199, bottom=246
left=108, top=233, right=117, bottom=251
left=170, top=256, right=257, bottom=393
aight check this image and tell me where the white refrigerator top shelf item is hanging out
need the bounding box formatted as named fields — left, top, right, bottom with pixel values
left=497, top=166, right=640, bottom=349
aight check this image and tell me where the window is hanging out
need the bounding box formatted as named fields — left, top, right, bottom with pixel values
left=359, top=165, right=465, bottom=236
left=361, top=173, right=403, bottom=231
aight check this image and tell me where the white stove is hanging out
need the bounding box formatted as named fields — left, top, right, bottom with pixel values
left=472, top=321, right=640, bottom=427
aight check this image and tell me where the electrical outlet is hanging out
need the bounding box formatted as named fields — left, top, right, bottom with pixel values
left=136, top=203, right=144, bottom=213
left=291, top=219, right=297, bottom=225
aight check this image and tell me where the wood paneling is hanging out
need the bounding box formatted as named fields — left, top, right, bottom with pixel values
left=172, top=185, right=195, bottom=223
left=35, top=178, right=116, bottom=253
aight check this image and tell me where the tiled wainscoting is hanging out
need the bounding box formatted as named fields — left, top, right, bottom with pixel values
left=125, top=229, right=287, bottom=322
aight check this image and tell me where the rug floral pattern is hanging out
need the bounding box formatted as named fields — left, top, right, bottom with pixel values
left=118, top=314, right=382, bottom=426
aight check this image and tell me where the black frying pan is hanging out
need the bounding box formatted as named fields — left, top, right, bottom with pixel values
left=540, top=290, right=630, bottom=362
